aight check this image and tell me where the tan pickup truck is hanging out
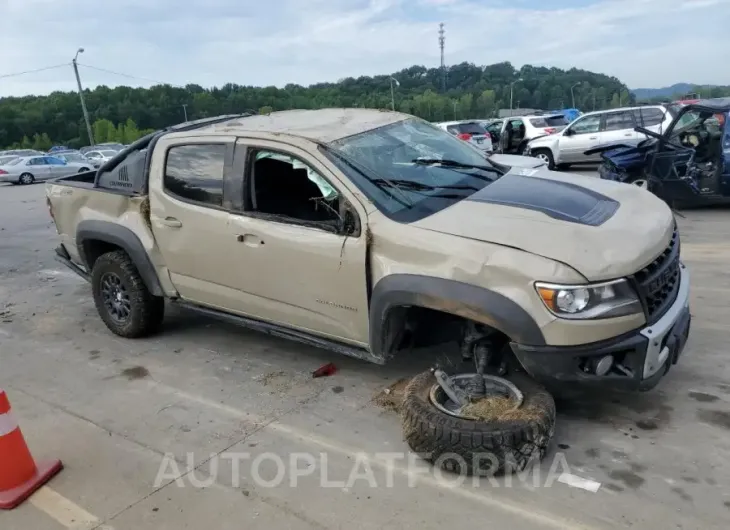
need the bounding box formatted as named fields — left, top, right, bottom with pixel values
left=46, top=110, right=691, bottom=396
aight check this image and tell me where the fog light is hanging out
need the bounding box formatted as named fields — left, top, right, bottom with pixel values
left=594, top=355, right=614, bottom=376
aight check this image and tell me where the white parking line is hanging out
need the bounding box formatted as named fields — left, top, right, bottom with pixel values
left=29, top=486, right=113, bottom=530
left=557, top=473, right=602, bottom=493
left=150, top=380, right=600, bottom=530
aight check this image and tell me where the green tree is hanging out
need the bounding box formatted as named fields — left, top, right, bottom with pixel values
left=92, top=119, right=116, bottom=143
left=20, top=135, right=32, bottom=149
left=259, top=106, right=273, bottom=115
left=123, top=118, right=140, bottom=143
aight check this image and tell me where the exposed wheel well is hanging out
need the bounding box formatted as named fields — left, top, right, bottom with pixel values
left=82, top=240, right=124, bottom=270
left=382, top=305, right=517, bottom=369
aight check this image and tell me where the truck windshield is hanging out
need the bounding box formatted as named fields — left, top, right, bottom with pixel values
left=325, top=118, right=504, bottom=222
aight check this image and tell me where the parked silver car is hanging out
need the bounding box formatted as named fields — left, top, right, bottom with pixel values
left=0, top=155, right=19, bottom=166
left=435, top=120, right=494, bottom=153
left=84, top=149, right=119, bottom=163
left=54, top=151, right=101, bottom=169
left=524, top=105, right=675, bottom=169
left=0, top=155, right=92, bottom=185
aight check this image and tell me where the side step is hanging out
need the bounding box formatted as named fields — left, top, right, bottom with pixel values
left=54, top=245, right=90, bottom=282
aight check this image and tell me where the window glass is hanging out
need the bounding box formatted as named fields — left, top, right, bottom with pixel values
left=164, top=144, right=226, bottom=207
left=29, top=157, right=45, bottom=165
left=604, top=111, right=635, bottom=131
left=45, top=157, right=65, bottom=165
left=326, top=118, right=504, bottom=223
left=641, top=108, right=665, bottom=127
left=530, top=116, right=568, bottom=127
left=456, top=123, right=488, bottom=135
left=568, top=115, right=601, bottom=134
left=254, top=151, right=337, bottom=200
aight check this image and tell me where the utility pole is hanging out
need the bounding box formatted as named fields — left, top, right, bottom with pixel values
left=510, top=78, right=523, bottom=111
left=389, top=77, right=399, bottom=111
left=570, top=82, right=581, bottom=109
left=182, top=104, right=189, bottom=121
left=72, top=48, right=94, bottom=146
left=438, top=23, right=446, bottom=92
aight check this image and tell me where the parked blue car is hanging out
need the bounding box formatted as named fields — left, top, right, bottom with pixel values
left=590, top=98, right=730, bottom=205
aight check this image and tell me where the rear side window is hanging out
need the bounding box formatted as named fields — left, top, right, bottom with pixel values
left=530, top=116, right=568, bottom=127
left=164, top=144, right=226, bottom=207
left=603, top=111, right=635, bottom=131
left=641, top=108, right=665, bottom=127
left=456, top=123, right=487, bottom=135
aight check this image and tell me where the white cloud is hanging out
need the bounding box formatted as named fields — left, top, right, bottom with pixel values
left=0, top=0, right=727, bottom=97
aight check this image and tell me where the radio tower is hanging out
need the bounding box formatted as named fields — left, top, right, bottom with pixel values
left=438, top=23, right=446, bottom=91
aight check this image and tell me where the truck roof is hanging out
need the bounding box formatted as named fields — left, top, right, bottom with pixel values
left=193, top=108, right=410, bottom=143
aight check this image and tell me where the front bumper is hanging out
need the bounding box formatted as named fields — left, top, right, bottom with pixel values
left=511, top=263, right=691, bottom=392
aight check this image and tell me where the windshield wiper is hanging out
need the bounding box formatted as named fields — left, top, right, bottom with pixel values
left=411, top=157, right=502, bottom=173
left=369, top=178, right=479, bottom=192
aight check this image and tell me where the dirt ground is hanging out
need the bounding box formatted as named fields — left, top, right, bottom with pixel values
left=1, top=173, right=730, bottom=530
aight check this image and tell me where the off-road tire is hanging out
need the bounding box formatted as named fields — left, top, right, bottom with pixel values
left=402, top=371, right=556, bottom=476
left=91, top=250, right=164, bottom=338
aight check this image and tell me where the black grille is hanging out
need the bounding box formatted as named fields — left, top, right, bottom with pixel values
left=633, top=226, right=681, bottom=322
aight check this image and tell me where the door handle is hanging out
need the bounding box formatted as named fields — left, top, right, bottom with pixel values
left=589, top=136, right=598, bottom=140
left=236, top=233, right=264, bottom=246
left=624, top=133, right=633, bottom=137
left=159, top=217, right=182, bottom=228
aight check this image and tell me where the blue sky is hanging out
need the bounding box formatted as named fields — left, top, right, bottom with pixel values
left=1, top=0, right=728, bottom=97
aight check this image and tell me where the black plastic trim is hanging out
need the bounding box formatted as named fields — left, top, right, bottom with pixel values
left=76, top=220, right=164, bottom=296
left=174, top=300, right=381, bottom=364
left=369, top=274, right=545, bottom=358
left=54, top=245, right=90, bottom=282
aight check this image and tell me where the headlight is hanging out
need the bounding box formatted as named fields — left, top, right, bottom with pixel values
left=535, top=279, right=642, bottom=319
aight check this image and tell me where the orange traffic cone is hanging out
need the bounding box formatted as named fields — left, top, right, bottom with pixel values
left=0, top=388, right=63, bottom=509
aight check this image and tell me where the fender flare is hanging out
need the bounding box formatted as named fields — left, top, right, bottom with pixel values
left=369, top=274, right=545, bottom=357
left=76, top=220, right=164, bottom=296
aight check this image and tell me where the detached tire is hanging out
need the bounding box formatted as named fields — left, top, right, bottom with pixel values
left=91, top=250, right=164, bottom=338
left=402, top=371, right=555, bottom=476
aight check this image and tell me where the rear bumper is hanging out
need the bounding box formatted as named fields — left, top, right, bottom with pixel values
left=511, top=263, right=691, bottom=392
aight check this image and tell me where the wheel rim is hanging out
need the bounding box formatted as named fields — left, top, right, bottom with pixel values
left=429, top=373, right=524, bottom=420
left=100, top=272, right=131, bottom=323
left=633, top=179, right=649, bottom=189
left=536, top=153, right=550, bottom=164
left=20, top=174, right=32, bottom=184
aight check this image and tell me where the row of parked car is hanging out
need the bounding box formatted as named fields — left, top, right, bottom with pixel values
left=0, top=143, right=126, bottom=185
left=438, top=98, right=730, bottom=205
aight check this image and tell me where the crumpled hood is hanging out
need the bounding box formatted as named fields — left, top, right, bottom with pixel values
left=413, top=166, right=675, bottom=281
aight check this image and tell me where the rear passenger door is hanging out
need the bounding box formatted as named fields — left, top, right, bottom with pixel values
left=598, top=110, right=638, bottom=145
left=558, top=114, right=602, bottom=163
left=632, top=107, right=667, bottom=136
left=148, top=137, right=241, bottom=307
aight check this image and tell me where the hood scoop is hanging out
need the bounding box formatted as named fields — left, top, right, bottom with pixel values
left=466, top=173, right=619, bottom=226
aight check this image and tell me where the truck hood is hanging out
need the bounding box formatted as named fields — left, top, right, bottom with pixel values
left=413, top=166, right=675, bottom=281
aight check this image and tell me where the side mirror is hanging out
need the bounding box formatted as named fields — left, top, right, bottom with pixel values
left=563, top=128, right=574, bottom=136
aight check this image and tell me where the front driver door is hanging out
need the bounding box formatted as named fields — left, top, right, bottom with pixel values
left=226, top=139, right=370, bottom=345
left=558, top=114, right=602, bottom=163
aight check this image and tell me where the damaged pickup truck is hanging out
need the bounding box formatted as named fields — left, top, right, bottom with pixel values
left=46, top=109, right=691, bottom=474
left=592, top=98, right=730, bottom=205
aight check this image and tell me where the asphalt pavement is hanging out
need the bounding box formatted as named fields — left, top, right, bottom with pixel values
left=1, top=171, right=730, bottom=530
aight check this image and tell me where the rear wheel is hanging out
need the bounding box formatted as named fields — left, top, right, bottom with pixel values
left=79, top=167, right=89, bottom=172
left=531, top=149, right=555, bottom=170
left=91, top=250, right=165, bottom=338
left=18, top=173, right=34, bottom=185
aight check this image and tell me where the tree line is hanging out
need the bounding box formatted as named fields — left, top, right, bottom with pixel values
left=0, top=61, right=659, bottom=149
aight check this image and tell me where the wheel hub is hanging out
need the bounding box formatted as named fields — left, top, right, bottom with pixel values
left=430, top=373, right=524, bottom=420
left=100, top=272, right=131, bottom=322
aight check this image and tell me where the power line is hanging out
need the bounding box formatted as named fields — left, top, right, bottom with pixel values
left=77, top=63, right=182, bottom=87
left=0, top=63, right=70, bottom=80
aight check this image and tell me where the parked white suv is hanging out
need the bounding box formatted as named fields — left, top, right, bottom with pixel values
left=524, top=105, right=674, bottom=169
left=435, top=120, right=493, bottom=153
left=491, top=114, right=569, bottom=155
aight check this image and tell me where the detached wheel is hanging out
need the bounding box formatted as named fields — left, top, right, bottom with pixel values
left=91, top=250, right=164, bottom=338
left=402, top=371, right=555, bottom=476
left=531, top=149, right=555, bottom=170
left=18, top=173, right=34, bottom=185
